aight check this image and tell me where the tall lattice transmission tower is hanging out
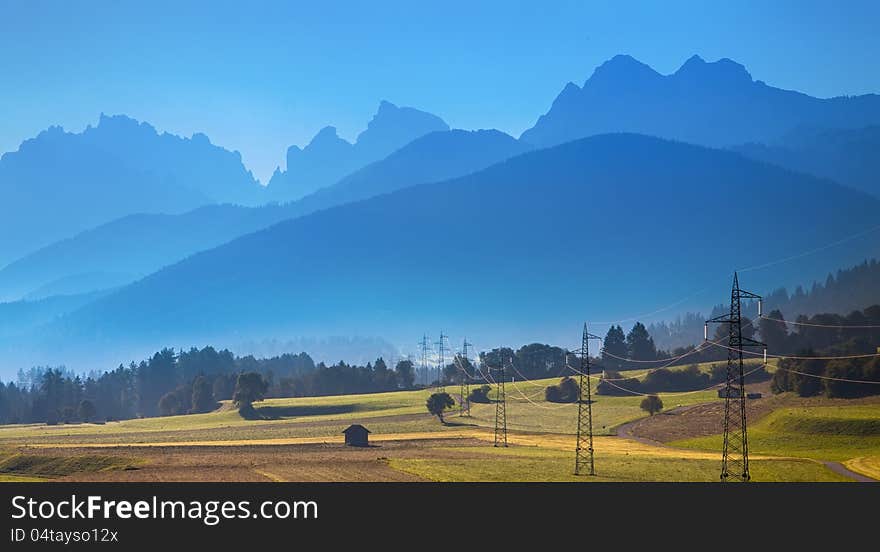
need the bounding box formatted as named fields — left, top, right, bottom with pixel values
left=705, top=272, right=765, bottom=482
left=458, top=339, right=472, bottom=416
left=435, top=332, right=448, bottom=392
left=419, top=335, right=431, bottom=388
left=574, top=324, right=602, bottom=476
left=493, top=352, right=507, bottom=447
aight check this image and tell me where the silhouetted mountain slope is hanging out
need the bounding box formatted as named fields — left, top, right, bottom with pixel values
left=0, top=128, right=526, bottom=302
left=17, top=134, right=880, bottom=369
left=521, top=55, right=880, bottom=149
left=23, top=272, right=134, bottom=301
left=289, top=129, right=530, bottom=215
left=0, top=114, right=261, bottom=266
left=0, top=204, right=291, bottom=301
left=266, top=101, right=448, bottom=201
left=0, top=290, right=110, bottom=341
left=732, top=126, right=880, bottom=198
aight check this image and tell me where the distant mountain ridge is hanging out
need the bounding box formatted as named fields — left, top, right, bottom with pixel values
left=0, top=114, right=261, bottom=266
left=732, top=125, right=880, bottom=198
left=520, top=54, right=880, bottom=149
left=10, top=133, right=879, bottom=372
left=0, top=129, right=527, bottom=301
left=266, top=101, right=449, bottom=201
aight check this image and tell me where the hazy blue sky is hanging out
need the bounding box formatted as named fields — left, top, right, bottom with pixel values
left=2, top=0, right=878, bottom=181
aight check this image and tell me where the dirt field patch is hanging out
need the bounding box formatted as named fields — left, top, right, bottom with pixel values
left=7, top=438, right=493, bottom=482
left=624, top=392, right=880, bottom=443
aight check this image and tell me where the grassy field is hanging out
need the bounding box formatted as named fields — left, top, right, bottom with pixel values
left=0, top=358, right=873, bottom=482
left=844, top=456, right=880, bottom=480
left=0, top=361, right=741, bottom=445
left=673, top=404, right=880, bottom=463
left=388, top=445, right=848, bottom=482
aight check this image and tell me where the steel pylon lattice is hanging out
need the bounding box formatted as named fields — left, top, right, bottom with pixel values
left=419, top=335, right=431, bottom=388
left=574, top=323, right=602, bottom=476
left=493, top=355, right=507, bottom=447
left=435, top=332, right=448, bottom=392
left=706, top=272, right=765, bottom=482
left=459, top=339, right=472, bottom=416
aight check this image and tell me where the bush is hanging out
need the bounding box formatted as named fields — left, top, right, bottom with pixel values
left=545, top=377, right=579, bottom=403
left=158, top=392, right=183, bottom=416
left=640, top=395, right=663, bottom=416
left=596, top=370, right=642, bottom=396
left=468, top=385, right=492, bottom=403
left=642, top=365, right=708, bottom=393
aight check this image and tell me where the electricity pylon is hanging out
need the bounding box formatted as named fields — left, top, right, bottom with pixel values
left=493, top=353, right=507, bottom=447
left=574, top=323, right=602, bottom=476
left=435, top=332, right=448, bottom=392
left=419, top=335, right=431, bottom=388
left=706, top=272, right=765, bottom=482
left=459, top=338, right=472, bottom=416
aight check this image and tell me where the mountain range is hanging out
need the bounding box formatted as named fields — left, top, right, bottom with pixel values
left=0, top=114, right=262, bottom=267
left=521, top=54, right=880, bottom=149
left=0, top=129, right=527, bottom=301
left=266, top=101, right=449, bottom=202
left=1, top=53, right=880, bottom=374
left=6, top=133, right=878, bottom=371
left=732, top=125, right=880, bottom=198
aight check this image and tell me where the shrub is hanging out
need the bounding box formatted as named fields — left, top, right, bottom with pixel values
left=545, top=377, right=580, bottom=403
left=640, top=395, right=663, bottom=416
left=468, top=385, right=492, bottom=403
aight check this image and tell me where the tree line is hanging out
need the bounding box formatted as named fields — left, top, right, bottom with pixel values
left=2, top=302, right=876, bottom=425
left=767, top=305, right=880, bottom=398
left=0, top=346, right=417, bottom=425
left=0, top=347, right=315, bottom=424
left=648, top=259, right=880, bottom=352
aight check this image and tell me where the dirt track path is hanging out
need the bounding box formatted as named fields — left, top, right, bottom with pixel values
left=820, top=461, right=876, bottom=482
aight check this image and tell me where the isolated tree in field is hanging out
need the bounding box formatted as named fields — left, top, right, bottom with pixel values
left=233, top=372, right=269, bottom=409
left=426, top=392, right=455, bottom=424
left=190, top=375, right=216, bottom=413
left=640, top=394, right=663, bottom=416
left=78, top=399, right=96, bottom=422
left=395, top=359, right=415, bottom=388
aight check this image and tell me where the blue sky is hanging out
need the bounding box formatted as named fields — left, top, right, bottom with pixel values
left=2, top=0, right=878, bottom=182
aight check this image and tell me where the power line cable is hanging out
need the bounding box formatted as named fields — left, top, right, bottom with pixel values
left=758, top=314, right=880, bottom=329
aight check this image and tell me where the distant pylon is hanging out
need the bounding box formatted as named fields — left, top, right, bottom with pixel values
left=435, top=332, right=448, bottom=392
left=459, top=339, right=473, bottom=416
left=574, top=323, right=602, bottom=476
left=705, top=272, right=765, bottom=482
left=419, top=335, right=431, bottom=388
left=493, top=352, right=507, bottom=447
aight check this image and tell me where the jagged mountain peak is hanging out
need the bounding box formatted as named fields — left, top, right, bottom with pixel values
left=674, top=54, right=752, bottom=83
left=587, top=54, right=660, bottom=85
